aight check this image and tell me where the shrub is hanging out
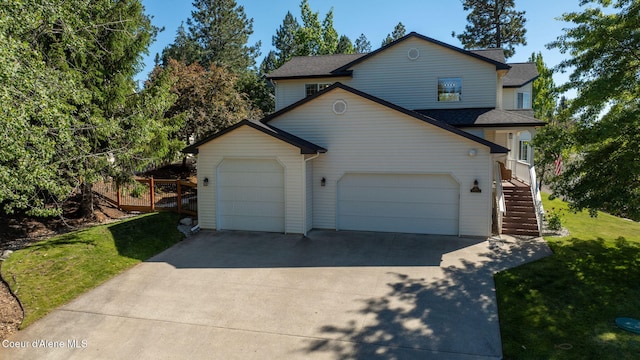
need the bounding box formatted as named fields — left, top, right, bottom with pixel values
left=546, top=207, right=563, bottom=230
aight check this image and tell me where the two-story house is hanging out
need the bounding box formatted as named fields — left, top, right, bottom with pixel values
left=184, top=32, right=545, bottom=237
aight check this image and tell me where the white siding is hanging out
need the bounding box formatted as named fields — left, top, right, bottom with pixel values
left=349, top=38, right=497, bottom=109
left=274, top=37, right=498, bottom=110
left=274, top=77, right=351, bottom=111
left=269, top=88, right=494, bottom=237
left=196, top=126, right=306, bottom=233
left=503, top=83, right=533, bottom=110
left=304, top=157, right=313, bottom=233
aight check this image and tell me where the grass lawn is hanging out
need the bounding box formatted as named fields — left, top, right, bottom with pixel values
left=496, top=193, right=640, bottom=359
left=2, top=212, right=184, bottom=328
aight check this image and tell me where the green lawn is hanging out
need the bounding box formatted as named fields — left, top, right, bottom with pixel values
left=2, top=212, right=183, bottom=328
left=496, top=193, right=640, bottom=359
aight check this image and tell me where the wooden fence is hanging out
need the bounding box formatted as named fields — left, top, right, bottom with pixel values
left=93, top=178, right=197, bottom=215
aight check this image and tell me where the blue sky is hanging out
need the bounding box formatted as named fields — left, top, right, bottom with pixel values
left=138, top=0, right=586, bottom=89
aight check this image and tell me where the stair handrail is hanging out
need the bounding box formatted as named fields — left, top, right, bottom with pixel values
left=528, top=165, right=545, bottom=236
left=495, top=162, right=506, bottom=233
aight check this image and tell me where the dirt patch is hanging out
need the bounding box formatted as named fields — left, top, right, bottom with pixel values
left=0, top=271, right=22, bottom=341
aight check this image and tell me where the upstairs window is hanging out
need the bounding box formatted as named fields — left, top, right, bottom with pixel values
left=438, top=78, right=462, bottom=102
left=517, top=92, right=531, bottom=109
left=305, top=83, right=332, bottom=97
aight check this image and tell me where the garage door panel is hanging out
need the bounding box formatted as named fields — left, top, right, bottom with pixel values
left=219, top=215, right=284, bottom=233
left=219, top=173, right=283, bottom=189
left=218, top=159, right=285, bottom=232
left=339, top=201, right=459, bottom=220
left=218, top=201, right=285, bottom=216
left=339, top=187, right=458, bottom=204
left=338, top=174, right=459, bottom=235
left=340, top=215, right=458, bottom=235
left=218, top=187, right=285, bottom=202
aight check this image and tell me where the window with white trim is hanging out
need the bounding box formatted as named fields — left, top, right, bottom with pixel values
left=305, top=83, right=332, bottom=97
left=438, top=77, right=462, bottom=102
left=517, top=92, right=531, bottom=109
left=518, top=141, right=530, bottom=162
left=518, top=131, right=532, bottom=163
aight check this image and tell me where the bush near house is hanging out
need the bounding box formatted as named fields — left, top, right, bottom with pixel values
left=496, top=193, right=640, bottom=359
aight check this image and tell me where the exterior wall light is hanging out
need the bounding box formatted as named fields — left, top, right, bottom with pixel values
left=470, top=179, right=481, bottom=193
left=468, top=148, right=477, bottom=157
left=203, top=177, right=209, bottom=187
left=321, top=177, right=326, bottom=187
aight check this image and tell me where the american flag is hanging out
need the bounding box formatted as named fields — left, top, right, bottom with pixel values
left=554, top=155, right=563, bottom=176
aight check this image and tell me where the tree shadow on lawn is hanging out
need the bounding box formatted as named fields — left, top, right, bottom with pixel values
left=107, top=212, right=182, bottom=261
left=498, top=237, right=640, bottom=359
left=298, top=236, right=551, bottom=359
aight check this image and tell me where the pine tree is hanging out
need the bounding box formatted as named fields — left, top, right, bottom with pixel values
left=336, top=35, right=355, bottom=54
left=354, top=33, right=372, bottom=53
left=186, top=0, right=261, bottom=71
left=382, top=22, right=406, bottom=46
left=272, top=11, right=300, bottom=66
left=454, top=0, right=527, bottom=58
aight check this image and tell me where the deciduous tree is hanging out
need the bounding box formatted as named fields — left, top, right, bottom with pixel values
left=548, top=0, right=640, bottom=219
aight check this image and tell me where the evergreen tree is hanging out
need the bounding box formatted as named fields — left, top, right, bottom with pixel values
left=161, top=22, right=202, bottom=66
left=0, top=0, right=182, bottom=216
left=382, top=22, right=406, bottom=46
left=336, top=35, right=355, bottom=54
left=454, top=0, right=527, bottom=58
left=186, top=0, right=261, bottom=71
left=548, top=0, right=640, bottom=219
left=354, top=33, right=372, bottom=53
left=272, top=11, right=300, bottom=66
left=259, top=50, right=278, bottom=75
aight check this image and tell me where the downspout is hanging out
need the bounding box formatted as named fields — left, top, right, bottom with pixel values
left=302, top=152, right=321, bottom=236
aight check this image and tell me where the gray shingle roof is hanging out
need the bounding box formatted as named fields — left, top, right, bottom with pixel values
left=503, top=63, right=539, bottom=87
left=267, top=32, right=512, bottom=80
left=182, top=119, right=327, bottom=154
left=470, top=49, right=506, bottom=64
left=415, top=108, right=546, bottom=127
left=263, top=82, right=509, bottom=154
left=266, top=54, right=365, bottom=79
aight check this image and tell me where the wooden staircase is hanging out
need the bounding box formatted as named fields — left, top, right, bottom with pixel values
left=501, top=180, right=540, bottom=236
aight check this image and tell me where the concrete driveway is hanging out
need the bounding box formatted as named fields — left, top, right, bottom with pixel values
left=1, top=230, right=551, bottom=359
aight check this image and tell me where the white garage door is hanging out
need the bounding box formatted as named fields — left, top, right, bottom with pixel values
left=217, top=159, right=285, bottom=232
left=337, top=173, right=459, bottom=235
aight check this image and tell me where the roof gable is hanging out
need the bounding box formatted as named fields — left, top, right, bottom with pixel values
left=263, top=83, right=508, bottom=154
left=182, top=119, right=327, bottom=154
left=333, top=32, right=511, bottom=74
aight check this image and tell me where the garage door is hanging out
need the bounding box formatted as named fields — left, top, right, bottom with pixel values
left=217, top=159, right=285, bottom=232
left=337, top=173, right=459, bottom=235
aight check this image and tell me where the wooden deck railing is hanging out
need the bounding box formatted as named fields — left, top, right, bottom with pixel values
left=93, top=178, right=197, bottom=215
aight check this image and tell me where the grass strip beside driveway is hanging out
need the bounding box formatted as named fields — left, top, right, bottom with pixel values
left=496, top=193, right=640, bottom=359
left=2, top=212, right=183, bottom=328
